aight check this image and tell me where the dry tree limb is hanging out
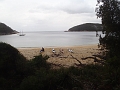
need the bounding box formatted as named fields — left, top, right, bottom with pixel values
left=81, top=56, right=105, bottom=64
left=70, top=54, right=83, bottom=65
left=81, top=57, right=95, bottom=60
left=49, top=63, right=63, bottom=67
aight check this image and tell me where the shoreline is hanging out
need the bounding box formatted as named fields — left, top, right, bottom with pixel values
left=17, top=44, right=98, bottom=49
left=18, top=44, right=101, bottom=68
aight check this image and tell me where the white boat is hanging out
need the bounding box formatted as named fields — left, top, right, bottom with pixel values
left=19, top=31, right=25, bottom=36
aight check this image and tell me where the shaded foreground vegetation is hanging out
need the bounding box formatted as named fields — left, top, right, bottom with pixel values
left=0, top=42, right=120, bottom=90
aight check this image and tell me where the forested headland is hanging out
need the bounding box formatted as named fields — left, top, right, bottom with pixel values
left=68, top=23, right=103, bottom=32
left=0, top=22, right=18, bottom=35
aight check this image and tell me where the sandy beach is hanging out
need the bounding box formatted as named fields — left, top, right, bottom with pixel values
left=18, top=44, right=101, bottom=68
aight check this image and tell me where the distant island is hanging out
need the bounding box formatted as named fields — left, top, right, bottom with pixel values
left=67, top=23, right=103, bottom=32
left=0, top=22, right=18, bottom=35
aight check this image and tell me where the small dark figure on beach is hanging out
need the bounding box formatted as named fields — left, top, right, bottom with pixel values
left=40, top=47, right=44, bottom=53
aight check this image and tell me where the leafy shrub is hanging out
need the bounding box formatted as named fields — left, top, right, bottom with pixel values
left=19, top=65, right=104, bottom=90
left=0, top=42, right=27, bottom=76
left=19, top=67, right=83, bottom=90
left=29, top=54, right=50, bottom=70
left=0, top=42, right=29, bottom=89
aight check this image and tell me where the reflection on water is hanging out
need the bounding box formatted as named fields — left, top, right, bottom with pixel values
left=0, top=31, right=103, bottom=47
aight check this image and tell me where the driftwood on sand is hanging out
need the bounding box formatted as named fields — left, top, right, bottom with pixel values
left=18, top=45, right=103, bottom=68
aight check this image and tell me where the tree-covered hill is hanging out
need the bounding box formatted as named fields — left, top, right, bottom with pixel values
left=68, top=23, right=103, bottom=32
left=0, top=22, right=18, bottom=35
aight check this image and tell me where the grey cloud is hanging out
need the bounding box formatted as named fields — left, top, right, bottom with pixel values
left=29, top=5, right=56, bottom=13
left=29, top=5, right=94, bottom=14
left=60, top=6, right=94, bottom=14
left=58, top=0, right=95, bottom=14
left=29, top=0, right=95, bottom=14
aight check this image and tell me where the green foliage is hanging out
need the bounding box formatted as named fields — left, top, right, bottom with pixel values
left=0, top=42, right=51, bottom=90
left=29, top=54, right=50, bottom=70
left=96, top=0, right=120, bottom=57
left=19, top=67, right=78, bottom=90
left=19, top=65, right=106, bottom=90
left=0, top=42, right=27, bottom=77
left=96, top=0, right=120, bottom=89
left=0, top=42, right=30, bottom=90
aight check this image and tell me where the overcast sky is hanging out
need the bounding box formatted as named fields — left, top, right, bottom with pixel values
left=0, top=0, right=101, bottom=31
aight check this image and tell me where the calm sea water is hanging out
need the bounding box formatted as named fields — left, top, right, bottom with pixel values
left=0, top=31, right=102, bottom=47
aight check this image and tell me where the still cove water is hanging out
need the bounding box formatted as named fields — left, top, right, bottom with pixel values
left=0, top=31, right=102, bottom=48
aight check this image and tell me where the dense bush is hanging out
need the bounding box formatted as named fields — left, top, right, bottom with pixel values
left=96, top=0, right=120, bottom=58
left=0, top=42, right=31, bottom=90
left=96, top=0, right=120, bottom=89
left=0, top=42, right=27, bottom=75
left=19, top=65, right=105, bottom=90
left=29, top=54, right=50, bottom=70
left=0, top=42, right=50, bottom=90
